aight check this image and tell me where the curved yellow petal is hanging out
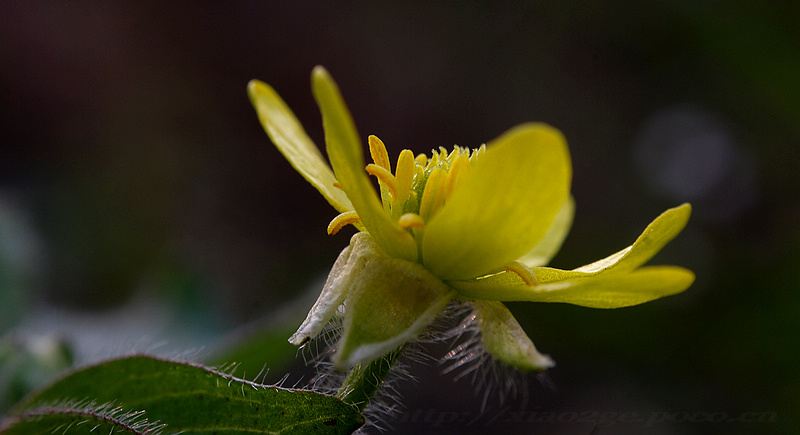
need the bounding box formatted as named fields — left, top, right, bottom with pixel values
left=247, top=79, right=353, bottom=213
left=310, top=66, right=418, bottom=262
left=536, top=202, right=692, bottom=281
left=423, top=123, right=572, bottom=280
left=449, top=204, right=693, bottom=306
left=452, top=266, right=694, bottom=308
left=574, top=203, right=691, bottom=274
left=516, top=196, right=575, bottom=267
left=458, top=202, right=692, bottom=288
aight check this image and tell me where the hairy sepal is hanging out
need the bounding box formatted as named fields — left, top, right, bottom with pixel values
left=333, top=236, right=456, bottom=370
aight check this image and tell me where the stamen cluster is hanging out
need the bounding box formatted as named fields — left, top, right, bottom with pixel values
left=328, top=136, right=485, bottom=245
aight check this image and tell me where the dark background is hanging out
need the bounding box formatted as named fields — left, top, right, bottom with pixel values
left=1, top=1, right=797, bottom=434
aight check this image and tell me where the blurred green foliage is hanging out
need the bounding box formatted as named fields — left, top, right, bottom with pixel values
left=0, top=333, right=73, bottom=413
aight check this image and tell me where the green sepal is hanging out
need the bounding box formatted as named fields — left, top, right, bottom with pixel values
left=472, top=300, right=554, bottom=371
left=333, top=236, right=455, bottom=369
left=289, top=239, right=357, bottom=346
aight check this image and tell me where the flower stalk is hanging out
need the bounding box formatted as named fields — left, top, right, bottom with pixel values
left=336, top=347, right=402, bottom=412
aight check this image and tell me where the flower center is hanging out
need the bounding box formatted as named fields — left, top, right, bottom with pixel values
left=327, top=135, right=484, bottom=239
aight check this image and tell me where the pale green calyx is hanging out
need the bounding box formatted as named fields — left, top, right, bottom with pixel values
left=289, top=232, right=456, bottom=370
left=249, top=66, right=694, bottom=372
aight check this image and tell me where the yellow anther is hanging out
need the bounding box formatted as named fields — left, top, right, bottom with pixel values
left=427, top=150, right=440, bottom=169
left=393, top=149, right=415, bottom=208
left=365, top=163, right=397, bottom=198
left=398, top=213, right=425, bottom=230
left=415, top=153, right=427, bottom=166
left=419, top=167, right=445, bottom=220
left=327, top=211, right=362, bottom=235
left=444, top=153, right=470, bottom=198
left=472, top=144, right=486, bottom=160
left=368, top=135, right=391, bottom=170
left=504, top=261, right=538, bottom=286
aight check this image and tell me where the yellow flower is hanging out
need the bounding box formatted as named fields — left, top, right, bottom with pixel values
left=248, top=66, right=694, bottom=371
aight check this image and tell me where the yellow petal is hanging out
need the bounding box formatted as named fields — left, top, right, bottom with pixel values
left=452, top=266, right=694, bottom=308
left=423, top=123, right=572, bottom=280
left=457, top=203, right=692, bottom=286
left=534, top=203, right=692, bottom=282
left=310, top=66, right=417, bottom=262
left=516, top=196, right=575, bottom=267
left=574, top=203, right=691, bottom=274
left=449, top=204, right=693, bottom=306
left=247, top=79, right=353, bottom=213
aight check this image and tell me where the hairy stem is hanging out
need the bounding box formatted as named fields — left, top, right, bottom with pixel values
left=336, top=348, right=402, bottom=411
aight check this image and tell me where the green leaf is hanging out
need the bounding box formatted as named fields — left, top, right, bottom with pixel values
left=310, top=66, right=418, bottom=263
left=247, top=79, right=353, bottom=214
left=424, top=123, right=572, bottom=280
left=208, top=323, right=300, bottom=386
left=2, top=401, right=166, bottom=435
left=4, top=355, right=363, bottom=435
